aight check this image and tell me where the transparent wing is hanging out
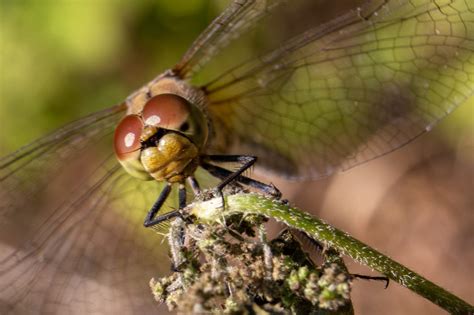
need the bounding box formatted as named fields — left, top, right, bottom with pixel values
left=174, top=0, right=285, bottom=78
left=204, top=0, right=474, bottom=178
left=0, top=105, right=179, bottom=314
left=0, top=0, right=278, bottom=308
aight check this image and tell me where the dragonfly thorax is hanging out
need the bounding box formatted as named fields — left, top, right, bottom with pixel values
left=114, top=93, right=208, bottom=182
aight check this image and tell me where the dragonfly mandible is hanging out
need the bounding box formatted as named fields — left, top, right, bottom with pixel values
left=1, top=0, right=473, bottom=314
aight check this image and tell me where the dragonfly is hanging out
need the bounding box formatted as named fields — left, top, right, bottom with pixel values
left=1, top=0, right=473, bottom=314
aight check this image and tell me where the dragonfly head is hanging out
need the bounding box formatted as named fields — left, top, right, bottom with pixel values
left=114, top=93, right=208, bottom=182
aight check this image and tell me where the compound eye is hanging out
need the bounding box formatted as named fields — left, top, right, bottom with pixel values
left=142, top=94, right=190, bottom=129
left=114, top=114, right=143, bottom=161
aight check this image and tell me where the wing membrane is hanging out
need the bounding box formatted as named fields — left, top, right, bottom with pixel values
left=204, top=0, right=474, bottom=178
left=174, top=0, right=286, bottom=78
left=0, top=106, right=176, bottom=313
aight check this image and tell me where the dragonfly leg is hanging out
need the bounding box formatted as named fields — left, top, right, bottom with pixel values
left=201, top=156, right=281, bottom=198
left=204, top=155, right=257, bottom=191
left=143, top=183, right=179, bottom=227
left=351, top=274, right=390, bottom=289
left=178, top=182, right=187, bottom=209
left=187, top=176, right=201, bottom=195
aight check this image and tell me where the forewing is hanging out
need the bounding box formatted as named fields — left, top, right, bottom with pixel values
left=174, top=0, right=285, bottom=79
left=204, top=0, right=474, bottom=178
left=0, top=105, right=174, bottom=314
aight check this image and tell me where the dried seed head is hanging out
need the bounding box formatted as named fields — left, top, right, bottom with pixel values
left=151, top=214, right=353, bottom=313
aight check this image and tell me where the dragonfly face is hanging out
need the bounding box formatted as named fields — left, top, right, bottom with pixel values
left=0, top=0, right=473, bottom=314
left=114, top=77, right=209, bottom=183
left=112, top=73, right=278, bottom=226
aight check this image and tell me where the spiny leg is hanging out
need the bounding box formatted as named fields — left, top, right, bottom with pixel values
left=144, top=183, right=173, bottom=227
left=204, top=155, right=258, bottom=191
left=351, top=274, right=390, bottom=289
left=176, top=182, right=189, bottom=246
left=187, top=176, right=201, bottom=195
left=178, top=182, right=187, bottom=209
left=201, top=155, right=256, bottom=212
left=144, top=183, right=182, bottom=228
left=202, top=155, right=281, bottom=198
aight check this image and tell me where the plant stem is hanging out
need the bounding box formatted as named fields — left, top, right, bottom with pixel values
left=190, top=192, right=474, bottom=314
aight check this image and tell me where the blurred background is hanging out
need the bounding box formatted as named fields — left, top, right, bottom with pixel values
left=0, top=0, right=472, bottom=314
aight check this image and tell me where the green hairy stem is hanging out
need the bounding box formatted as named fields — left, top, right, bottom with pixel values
left=190, top=192, right=474, bottom=314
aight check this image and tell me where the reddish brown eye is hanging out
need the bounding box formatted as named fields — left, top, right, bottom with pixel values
left=114, top=114, right=143, bottom=161
left=142, top=94, right=190, bottom=129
